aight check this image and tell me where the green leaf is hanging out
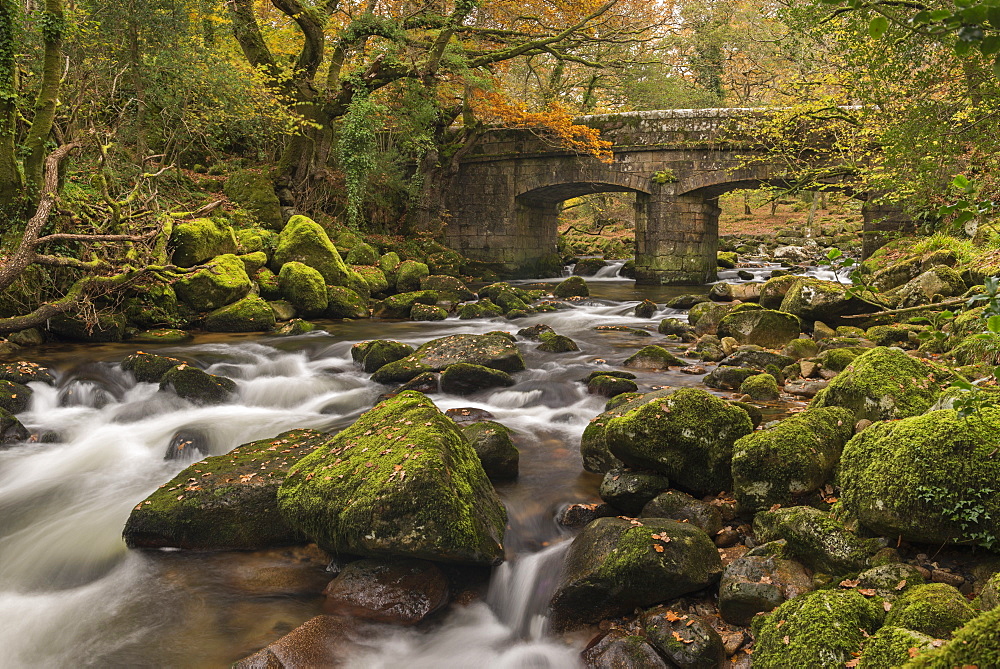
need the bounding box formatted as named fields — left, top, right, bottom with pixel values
left=929, top=9, right=954, bottom=21
left=981, top=36, right=1000, bottom=56
left=988, top=314, right=1000, bottom=332
left=953, top=174, right=971, bottom=189
left=869, top=15, right=890, bottom=38
left=989, top=7, right=1000, bottom=29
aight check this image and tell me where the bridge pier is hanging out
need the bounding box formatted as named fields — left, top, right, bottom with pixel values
left=861, top=201, right=912, bottom=259
left=635, top=192, right=719, bottom=285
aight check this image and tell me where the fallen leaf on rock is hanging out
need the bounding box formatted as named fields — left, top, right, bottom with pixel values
left=839, top=579, right=860, bottom=588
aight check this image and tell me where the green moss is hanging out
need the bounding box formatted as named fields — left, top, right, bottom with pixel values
left=123, top=429, right=327, bottom=550
left=588, top=375, right=639, bottom=398
left=372, top=291, right=438, bottom=319
left=345, top=242, right=379, bottom=266
left=48, top=312, right=127, bottom=343
left=411, top=303, right=448, bottom=321
left=623, top=344, right=684, bottom=368
left=278, top=261, right=328, bottom=318
left=858, top=626, right=936, bottom=668
left=169, top=218, right=237, bottom=267
left=717, top=251, right=738, bottom=268
left=277, top=391, right=507, bottom=565
left=121, top=352, right=187, bottom=383
left=204, top=295, right=276, bottom=332
left=124, top=282, right=191, bottom=330
left=463, top=420, right=518, bottom=481
left=553, top=275, right=589, bottom=298
left=885, top=583, right=977, bottom=638
left=355, top=266, right=390, bottom=295
left=396, top=260, right=430, bottom=292
left=811, top=346, right=954, bottom=421
left=379, top=251, right=401, bottom=277
left=904, top=606, right=1000, bottom=667
left=130, top=329, right=192, bottom=344
left=255, top=267, right=281, bottom=300
left=0, top=361, right=54, bottom=386
left=458, top=300, right=504, bottom=319
left=732, top=406, right=853, bottom=512
left=352, top=340, right=415, bottom=373
left=817, top=347, right=864, bottom=372
left=866, top=324, right=925, bottom=347
left=753, top=506, right=881, bottom=574
left=580, top=389, right=675, bottom=473
left=175, top=254, right=252, bottom=312
left=372, top=333, right=525, bottom=384
left=751, top=589, right=883, bottom=669
left=779, top=277, right=871, bottom=322
left=235, top=227, right=278, bottom=255
left=0, top=380, right=30, bottom=413
left=327, top=285, right=370, bottom=319
left=974, top=571, right=1000, bottom=610
left=537, top=331, right=579, bottom=353
left=606, top=388, right=753, bottom=495
left=421, top=275, right=475, bottom=301
left=761, top=275, right=806, bottom=310
left=740, top=372, right=780, bottom=401
left=223, top=169, right=283, bottom=230
left=838, top=407, right=1000, bottom=547
left=238, top=251, right=268, bottom=276
left=159, top=364, right=237, bottom=404
left=717, top=309, right=801, bottom=349
left=272, top=216, right=368, bottom=297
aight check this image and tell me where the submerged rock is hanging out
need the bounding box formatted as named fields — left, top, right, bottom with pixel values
left=123, top=429, right=327, bottom=549
left=322, top=558, right=449, bottom=625
left=277, top=392, right=507, bottom=565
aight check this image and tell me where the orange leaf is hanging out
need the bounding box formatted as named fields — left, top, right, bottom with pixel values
left=839, top=579, right=860, bottom=588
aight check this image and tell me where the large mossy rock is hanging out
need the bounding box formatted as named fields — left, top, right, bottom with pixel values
left=599, top=467, right=671, bottom=516
left=552, top=275, right=589, bottom=298
left=718, top=553, right=813, bottom=626
left=345, top=242, right=379, bottom=266
left=779, top=277, right=874, bottom=322
left=838, top=407, right=1000, bottom=546
left=355, top=266, right=389, bottom=296
left=883, top=583, right=977, bottom=639
left=440, top=363, right=515, bottom=395
left=732, top=406, right=854, bottom=512
left=371, top=333, right=524, bottom=385
left=857, top=626, right=936, bottom=668
left=352, top=340, right=415, bottom=373
left=896, top=266, right=967, bottom=308
left=223, top=169, right=283, bottom=230
left=759, top=274, right=802, bottom=310
left=462, top=421, right=518, bottom=481
left=420, top=275, right=475, bottom=302
left=716, top=308, right=801, bottom=349
left=689, top=301, right=733, bottom=336
left=750, top=589, right=883, bottom=669
left=605, top=388, right=753, bottom=495
left=272, top=216, right=368, bottom=296
left=278, top=261, right=328, bottom=318
left=396, top=260, right=430, bottom=292
left=175, top=254, right=252, bottom=312
left=0, top=407, right=30, bottom=444
left=326, top=286, right=369, bottom=319
left=549, top=517, right=723, bottom=624
left=121, top=352, right=187, bottom=383
left=579, top=389, right=677, bottom=474
left=372, top=290, right=438, bottom=319
left=204, top=295, right=276, bottom=332
left=753, top=506, right=881, bottom=574
left=810, top=346, right=954, bottom=421
left=904, top=606, right=1000, bottom=667
left=623, top=345, right=684, bottom=369
left=0, top=361, right=54, bottom=385
left=159, top=364, right=237, bottom=404
left=169, top=217, right=237, bottom=267
left=123, top=429, right=327, bottom=549
left=277, top=392, right=507, bottom=566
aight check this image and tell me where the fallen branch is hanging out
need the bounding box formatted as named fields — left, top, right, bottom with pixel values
left=838, top=297, right=968, bottom=321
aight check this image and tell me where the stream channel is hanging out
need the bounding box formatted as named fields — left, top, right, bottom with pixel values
left=0, top=261, right=836, bottom=668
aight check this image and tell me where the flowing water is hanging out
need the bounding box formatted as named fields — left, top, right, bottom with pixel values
left=0, top=267, right=814, bottom=668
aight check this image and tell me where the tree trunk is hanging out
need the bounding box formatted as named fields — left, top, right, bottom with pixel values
left=0, top=0, right=22, bottom=207
left=23, top=0, right=64, bottom=200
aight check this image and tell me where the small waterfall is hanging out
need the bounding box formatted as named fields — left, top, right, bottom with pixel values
left=590, top=260, right=626, bottom=279
left=488, top=541, right=570, bottom=640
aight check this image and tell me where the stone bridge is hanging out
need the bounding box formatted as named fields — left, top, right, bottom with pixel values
left=444, top=108, right=902, bottom=284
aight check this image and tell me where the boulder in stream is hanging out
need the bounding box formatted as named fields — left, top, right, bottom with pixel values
left=352, top=340, right=415, bottom=373
left=371, top=332, right=524, bottom=385
left=0, top=361, right=55, bottom=386
left=322, top=558, right=449, bottom=625
left=462, top=421, right=518, bottom=480
left=121, top=352, right=188, bottom=384
left=204, top=295, right=277, bottom=332
left=272, top=215, right=369, bottom=296
left=716, top=308, right=800, bottom=349
left=278, top=261, right=328, bottom=317
left=233, top=614, right=358, bottom=669
left=622, top=345, right=685, bottom=369
left=440, top=363, right=515, bottom=395
left=0, top=379, right=31, bottom=414
left=159, top=364, right=237, bottom=404
left=174, top=253, right=252, bottom=312
left=0, top=408, right=29, bottom=445
left=552, top=275, right=589, bottom=298
left=753, top=506, right=881, bottom=574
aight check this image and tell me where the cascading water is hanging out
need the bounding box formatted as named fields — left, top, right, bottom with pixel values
left=0, top=277, right=713, bottom=668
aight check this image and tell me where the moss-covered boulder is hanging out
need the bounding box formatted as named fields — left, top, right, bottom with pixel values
left=717, top=251, right=738, bottom=268
left=238, top=250, right=268, bottom=276
left=904, top=606, right=1000, bottom=667
left=124, top=282, right=192, bottom=330
left=457, top=300, right=504, bottom=320
left=751, top=589, right=883, bottom=668
left=440, top=363, right=515, bottom=395
left=838, top=407, right=1000, bottom=547
left=278, top=261, right=328, bottom=318
left=462, top=421, right=518, bottom=481
left=884, top=583, right=977, bottom=639
left=759, top=274, right=802, bottom=310
left=159, top=364, right=237, bottom=404
left=689, top=301, right=733, bottom=336
left=420, top=275, right=475, bottom=302
left=326, top=286, right=369, bottom=319
left=224, top=169, right=283, bottom=230
left=703, top=365, right=762, bottom=391
left=123, top=429, right=327, bottom=550
left=121, top=352, right=187, bottom=384
left=552, top=275, right=589, bottom=298
left=0, top=361, right=54, bottom=386
left=175, top=254, right=252, bottom=312
left=235, top=227, right=277, bottom=256
left=272, top=216, right=368, bottom=296
left=345, top=242, right=379, bottom=266
left=372, top=333, right=524, bottom=385
left=580, top=389, right=676, bottom=474
left=718, top=553, right=814, bottom=626
left=277, top=392, right=507, bottom=565
left=372, top=291, right=439, bottom=319
left=643, top=609, right=724, bottom=669
left=204, top=295, right=276, bottom=332
left=623, top=345, right=684, bottom=369
left=739, top=372, right=780, bottom=400
left=48, top=312, right=127, bottom=342
left=587, top=374, right=638, bottom=398
left=605, top=388, right=753, bottom=495
left=273, top=319, right=316, bottom=336
left=0, top=379, right=30, bottom=414
left=536, top=331, right=578, bottom=353
left=783, top=337, right=820, bottom=360
left=753, top=506, right=881, bottom=574
left=896, top=266, right=967, bottom=308
left=396, top=260, right=430, bottom=293
left=352, top=340, right=415, bottom=373
left=810, top=346, right=954, bottom=421
left=716, top=308, right=801, bottom=349
left=410, top=303, right=447, bottom=322
left=549, top=517, right=723, bottom=625
left=255, top=267, right=282, bottom=300
left=598, top=467, right=671, bottom=516
left=779, top=277, right=875, bottom=322
left=857, top=626, right=936, bottom=668
left=355, top=266, right=389, bottom=296
left=0, top=407, right=30, bottom=444
left=129, top=328, right=192, bottom=344
left=640, top=490, right=722, bottom=535
left=732, top=406, right=854, bottom=512
left=169, top=217, right=237, bottom=267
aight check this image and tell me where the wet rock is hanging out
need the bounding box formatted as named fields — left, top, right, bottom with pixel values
left=159, top=364, right=237, bottom=404
left=839, top=406, right=1000, bottom=547
left=634, top=299, right=657, bottom=318
left=855, top=563, right=926, bottom=599
left=694, top=335, right=725, bottom=362
left=48, top=312, right=127, bottom=342
left=719, top=349, right=795, bottom=370
left=372, top=290, right=438, bottom=319
left=550, top=517, right=723, bottom=625
left=718, top=554, right=813, bottom=625
left=462, top=421, right=518, bottom=480
left=322, top=558, right=449, bottom=625
left=537, top=332, right=579, bottom=353
left=0, top=408, right=29, bottom=445
left=0, top=380, right=31, bottom=414
left=130, top=328, right=193, bottom=344
left=124, top=429, right=328, bottom=549
left=581, top=630, right=670, bottom=669
left=395, top=371, right=439, bottom=395
left=573, top=257, right=608, bottom=276
left=784, top=379, right=828, bottom=398
left=606, top=388, right=753, bottom=495
left=781, top=337, right=819, bottom=360
left=516, top=323, right=554, bottom=340
left=716, top=309, right=800, bottom=349
left=753, top=506, right=881, bottom=574
left=640, top=490, right=722, bottom=535
left=623, top=345, right=685, bottom=369
left=599, top=467, right=671, bottom=515
left=371, top=333, right=524, bottom=385
left=0, top=361, right=54, bottom=386
left=7, top=328, right=44, bottom=347
left=667, top=294, right=709, bottom=309
left=552, top=275, right=589, bottom=298
left=750, top=590, right=882, bottom=669
left=709, top=282, right=762, bottom=302
left=278, top=392, right=507, bottom=565
left=440, top=363, right=516, bottom=395
left=273, top=319, right=316, bottom=336
left=810, top=346, right=954, bottom=421
left=587, top=374, right=638, bottom=398
left=557, top=502, right=615, bottom=528
left=739, top=373, right=779, bottom=401
left=884, top=583, right=976, bottom=638
left=717, top=251, right=738, bottom=268
left=352, top=340, right=415, bottom=373
left=679, top=364, right=707, bottom=375
left=643, top=608, right=725, bottom=669
left=204, top=295, right=277, bottom=332
left=121, top=352, right=187, bottom=383
left=445, top=407, right=495, bottom=425
left=233, top=614, right=356, bottom=669
left=164, top=429, right=209, bottom=460
left=731, top=406, right=854, bottom=512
